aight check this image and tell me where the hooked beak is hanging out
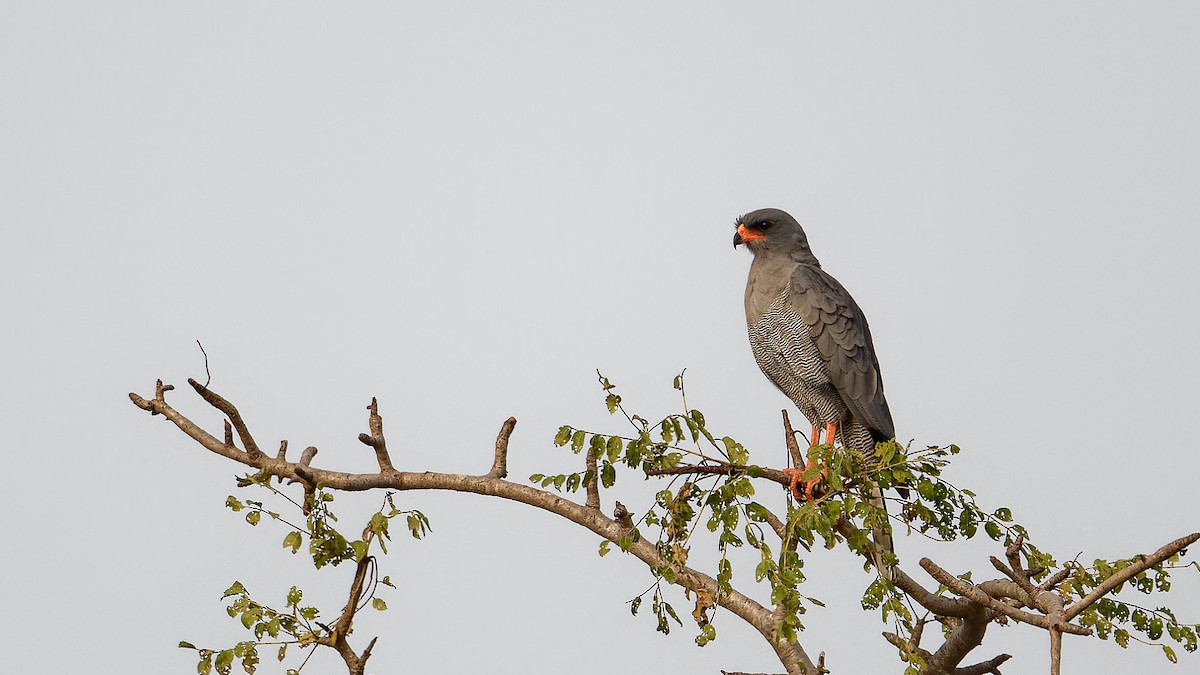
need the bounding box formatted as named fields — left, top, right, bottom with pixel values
left=733, top=222, right=762, bottom=247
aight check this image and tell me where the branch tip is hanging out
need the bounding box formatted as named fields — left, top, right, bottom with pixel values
left=488, top=416, right=516, bottom=479
left=360, top=399, right=395, bottom=473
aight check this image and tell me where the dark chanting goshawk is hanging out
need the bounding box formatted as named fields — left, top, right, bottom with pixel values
left=733, top=207, right=896, bottom=552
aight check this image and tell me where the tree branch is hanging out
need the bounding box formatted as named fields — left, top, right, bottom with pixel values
left=954, top=653, right=1010, bottom=675
left=920, top=559, right=1090, bottom=636
left=781, top=409, right=805, bottom=471
left=317, top=554, right=377, bottom=675
left=130, top=381, right=820, bottom=675
left=1062, top=532, right=1199, bottom=621
left=487, top=416, right=516, bottom=479
left=357, top=398, right=395, bottom=474
left=188, top=378, right=264, bottom=459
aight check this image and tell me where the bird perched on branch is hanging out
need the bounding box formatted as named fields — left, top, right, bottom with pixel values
left=733, top=207, right=896, bottom=556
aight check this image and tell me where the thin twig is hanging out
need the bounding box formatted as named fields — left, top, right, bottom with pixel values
left=196, top=340, right=211, bottom=388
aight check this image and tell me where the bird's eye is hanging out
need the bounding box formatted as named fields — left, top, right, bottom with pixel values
left=758, top=221, right=773, bottom=230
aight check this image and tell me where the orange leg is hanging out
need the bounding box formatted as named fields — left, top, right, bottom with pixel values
left=785, top=422, right=839, bottom=501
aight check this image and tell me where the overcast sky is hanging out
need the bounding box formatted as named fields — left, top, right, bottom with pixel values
left=3, top=2, right=1198, bottom=674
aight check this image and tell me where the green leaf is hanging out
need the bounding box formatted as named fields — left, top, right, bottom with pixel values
left=370, top=512, right=390, bottom=537
left=1115, top=628, right=1130, bottom=648
left=601, top=462, right=616, bottom=488
left=351, top=540, right=368, bottom=561
left=605, top=394, right=621, bottom=413
left=225, top=497, right=244, bottom=512
left=598, top=540, right=611, bottom=557
left=664, top=602, right=682, bottom=625
left=245, top=510, right=261, bottom=526
left=984, top=521, right=1002, bottom=540
left=222, top=581, right=246, bottom=599
left=372, top=597, right=387, bottom=611
left=282, top=531, right=303, bottom=553
left=606, top=435, right=623, bottom=463
left=214, top=649, right=234, bottom=675
left=179, top=641, right=197, bottom=650
left=554, top=425, right=572, bottom=446
left=570, top=430, right=586, bottom=453
left=1163, top=645, right=1177, bottom=663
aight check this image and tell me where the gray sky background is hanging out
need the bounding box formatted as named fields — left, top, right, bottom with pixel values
left=2, top=2, right=1197, bottom=673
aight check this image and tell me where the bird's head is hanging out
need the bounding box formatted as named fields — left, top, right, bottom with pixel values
left=733, top=208, right=817, bottom=263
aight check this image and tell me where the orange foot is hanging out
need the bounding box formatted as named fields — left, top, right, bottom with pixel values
left=785, top=422, right=839, bottom=501
left=782, top=459, right=827, bottom=501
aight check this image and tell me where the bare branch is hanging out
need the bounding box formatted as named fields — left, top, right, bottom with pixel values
left=357, top=398, right=396, bottom=473
left=920, top=559, right=1090, bottom=636
left=1050, top=625, right=1062, bottom=675
left=188, top=378, right=264, bottom=459
left=1037, top=567, right=1073, bottom=593
left=1062, top=532, right=1200, bottom=621
left=487, top=416, right=516, bottom=479
left=927, top=601, right=992, bottom=674
left=891, top=566, right=973, bottom=618
left=954, top=653, right=1010, bottom=675
left=989, top=557, right=1038, bottom=598
left=781, top=409, right=805, bottom=470
left=884, top=629, right=933, bottom=663
left=613, top=501, right=634, bottom=529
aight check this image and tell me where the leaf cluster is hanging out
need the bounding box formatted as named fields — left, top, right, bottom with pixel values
left=184, top=482, right=422, bottom=673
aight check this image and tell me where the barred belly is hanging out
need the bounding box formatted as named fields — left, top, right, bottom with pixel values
left=748, top=293, right=874, bottom=452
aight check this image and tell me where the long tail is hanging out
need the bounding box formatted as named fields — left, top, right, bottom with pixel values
left=841, top=419, right=896, bottom=580
left=864, top=482, right=894, bottom=582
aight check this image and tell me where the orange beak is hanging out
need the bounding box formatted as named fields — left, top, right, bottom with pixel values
left=734, top=222, right=764, bottom=246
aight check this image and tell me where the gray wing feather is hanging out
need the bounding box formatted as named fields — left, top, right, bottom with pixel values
left=789, top=265, right=895, bottom=439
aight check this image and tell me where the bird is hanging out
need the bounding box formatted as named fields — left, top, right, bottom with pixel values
left=733, top=207, right=897, bottom=559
